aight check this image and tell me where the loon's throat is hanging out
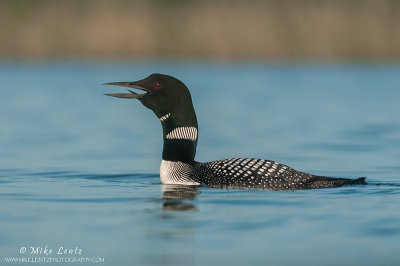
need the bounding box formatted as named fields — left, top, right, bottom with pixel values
left=160, top=113, right=198, bottom=163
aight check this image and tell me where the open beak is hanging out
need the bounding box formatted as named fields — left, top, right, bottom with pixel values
left=103, top=81, right=149, bottom=99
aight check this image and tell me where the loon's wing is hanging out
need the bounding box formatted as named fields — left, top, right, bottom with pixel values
left=195, top=158, right=365, bottom=190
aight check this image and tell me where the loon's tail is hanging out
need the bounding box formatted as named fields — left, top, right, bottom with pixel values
left=304, top=175, right=367, bottom=189
left=348, top=177, right=367, bottom=185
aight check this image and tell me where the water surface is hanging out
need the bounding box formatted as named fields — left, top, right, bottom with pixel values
left=1, top=62, right=399, bottom=265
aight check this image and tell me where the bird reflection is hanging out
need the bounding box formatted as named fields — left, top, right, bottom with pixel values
left=161, top=185, right=200, bottom=212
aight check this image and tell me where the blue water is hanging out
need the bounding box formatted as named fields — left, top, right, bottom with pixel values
left=1, top=62, right=400, bottom=265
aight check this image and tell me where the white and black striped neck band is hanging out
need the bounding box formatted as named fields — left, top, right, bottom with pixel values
left=166, top=127, right=198, bottom=141
left=159, top=113, right=171, bottom=122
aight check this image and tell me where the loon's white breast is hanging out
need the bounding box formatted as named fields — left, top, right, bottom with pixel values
left=160, top=160, right=200, bottom=185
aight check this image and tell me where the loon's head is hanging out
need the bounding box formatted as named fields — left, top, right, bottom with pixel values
left=104, top=73, right=197, bottom=126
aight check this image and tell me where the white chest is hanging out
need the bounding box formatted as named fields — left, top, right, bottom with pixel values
left=160, top=160, right=200, bottom=185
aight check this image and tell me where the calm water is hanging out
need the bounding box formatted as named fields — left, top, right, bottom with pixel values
left=1, top=62, right=400, bottom=265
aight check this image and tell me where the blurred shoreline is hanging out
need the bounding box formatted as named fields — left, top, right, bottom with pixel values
left=1, top=0, right=400, bottom=61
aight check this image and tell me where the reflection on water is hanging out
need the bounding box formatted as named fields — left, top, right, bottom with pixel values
left=161, top=185, right=200, bottom=212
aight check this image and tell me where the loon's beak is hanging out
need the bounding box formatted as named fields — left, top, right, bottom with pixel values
left=103, top=81, right=149, bottom=99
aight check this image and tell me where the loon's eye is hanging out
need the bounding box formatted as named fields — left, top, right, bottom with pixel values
left=155, top=81, right=162, bottom=89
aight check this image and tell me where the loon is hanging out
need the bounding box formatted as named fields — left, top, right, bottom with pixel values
left=104, top=73, right=367, bottom=190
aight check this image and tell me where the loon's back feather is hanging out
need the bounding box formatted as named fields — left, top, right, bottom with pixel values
left=189, top=158, right=367, bottom=190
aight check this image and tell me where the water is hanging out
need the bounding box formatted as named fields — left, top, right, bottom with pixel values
left=1, top=62, right=400, bottom=265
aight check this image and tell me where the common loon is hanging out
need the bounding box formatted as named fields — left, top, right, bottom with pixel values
left=104, top=73, right=367, bottom=190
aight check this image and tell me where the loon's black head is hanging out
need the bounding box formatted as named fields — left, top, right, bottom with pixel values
left=104, top=73, right=197, bottom=126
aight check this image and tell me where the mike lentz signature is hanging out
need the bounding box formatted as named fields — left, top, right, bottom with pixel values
left=4, top=245, right=105, bottom=264
left=20, top=245, right=82, bottom=255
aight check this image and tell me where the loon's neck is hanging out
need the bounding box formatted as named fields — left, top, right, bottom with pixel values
left=160, top=113, right=198, bottom=163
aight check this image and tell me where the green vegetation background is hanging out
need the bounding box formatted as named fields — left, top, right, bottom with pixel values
left=1, top=0, right=399, bottom=60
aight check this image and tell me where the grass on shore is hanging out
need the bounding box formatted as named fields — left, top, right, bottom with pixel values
left=1, top=0, right=400, bottom=60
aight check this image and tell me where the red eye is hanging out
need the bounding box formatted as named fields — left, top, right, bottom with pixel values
left=155, top=81, right=162, bottom=88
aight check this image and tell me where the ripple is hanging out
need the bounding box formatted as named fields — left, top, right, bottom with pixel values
left=23, top=170, right=160, bottom=184
left=341, top=123, right=399, bottom=140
